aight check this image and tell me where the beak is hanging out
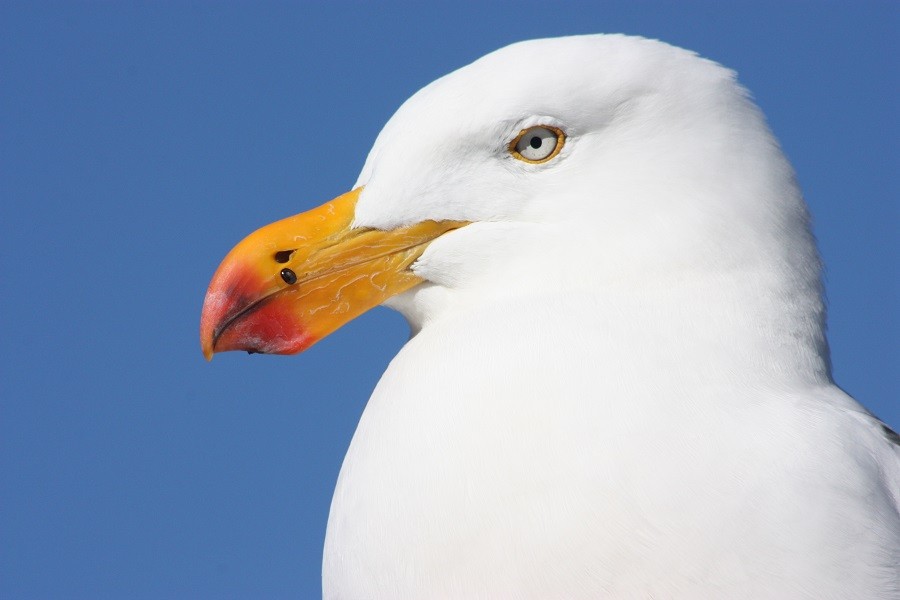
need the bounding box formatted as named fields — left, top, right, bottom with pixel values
left=200, top=188, right=466, bottom=359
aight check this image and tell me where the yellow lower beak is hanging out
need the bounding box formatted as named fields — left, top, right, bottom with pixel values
left=199, top=188, right=466, bottom=359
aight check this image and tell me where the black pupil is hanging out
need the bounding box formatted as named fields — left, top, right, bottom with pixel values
left=529, top=136, right=542, bottom=149
left=280, top=268, right=297, bottom=285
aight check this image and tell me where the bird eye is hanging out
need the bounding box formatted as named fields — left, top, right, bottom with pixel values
left=509, top=125, right=565, bottom=163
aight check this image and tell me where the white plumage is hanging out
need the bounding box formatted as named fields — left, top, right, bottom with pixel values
left=322, top=35, right=900, bottom=598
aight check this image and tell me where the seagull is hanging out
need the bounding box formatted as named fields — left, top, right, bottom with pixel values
left=200, top=34, right=899, bottom=599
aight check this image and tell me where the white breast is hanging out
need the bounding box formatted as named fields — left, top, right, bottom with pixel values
left=323, top=288, right=899, bottom=599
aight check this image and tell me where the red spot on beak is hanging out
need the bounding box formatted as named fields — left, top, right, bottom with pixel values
left=211, top=295, right=314, bottom=356
left=200, top=260, right=312, bottom=359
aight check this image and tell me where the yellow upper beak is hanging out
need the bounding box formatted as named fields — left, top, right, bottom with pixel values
left=199, top=188, right=466, bottom=359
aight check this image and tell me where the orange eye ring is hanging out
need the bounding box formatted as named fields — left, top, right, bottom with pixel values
left=508, top=125, right=566, bottom=164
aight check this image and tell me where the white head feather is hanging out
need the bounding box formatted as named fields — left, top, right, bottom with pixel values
left=353, top=34, right=827, bottom=378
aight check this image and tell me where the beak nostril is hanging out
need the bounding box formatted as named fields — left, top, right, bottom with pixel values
left=280, top=268, right=298, bottom=285
left=274, top=250, right=295, bottom=264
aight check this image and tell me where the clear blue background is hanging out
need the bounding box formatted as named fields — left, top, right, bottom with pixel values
left=1, top=2, right=896, bottom=598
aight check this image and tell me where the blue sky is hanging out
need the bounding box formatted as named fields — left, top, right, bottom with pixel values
left=1, top=2, right=896, bottom=598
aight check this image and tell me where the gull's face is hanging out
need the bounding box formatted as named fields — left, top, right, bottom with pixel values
left=198, top=38, right=608, bottom=357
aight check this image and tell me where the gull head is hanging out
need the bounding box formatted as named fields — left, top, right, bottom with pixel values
left=201, top=34, right=823, bottom=356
